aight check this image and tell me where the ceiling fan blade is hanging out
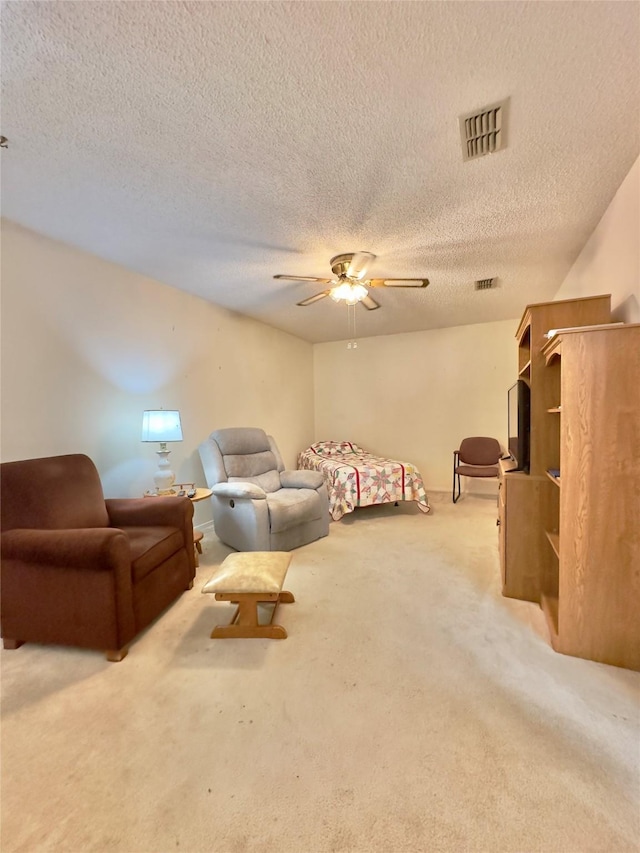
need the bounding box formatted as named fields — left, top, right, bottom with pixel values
left=347, top=252, right=376, bottom=280
left=369, top=278, right=429, bottom=288
left=274, top=275, right=332, bottom=283
left=360, top=294, right=380, bottom=311
left=297, top=290, right=331, bottom=307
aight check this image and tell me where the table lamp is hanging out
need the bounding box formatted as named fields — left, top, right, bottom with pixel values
left=141, top=410, right=183, bottom=494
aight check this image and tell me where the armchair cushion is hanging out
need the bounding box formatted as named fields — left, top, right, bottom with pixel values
left=126, top=527, right=185, bottom=583
left=212, top=427, right=271, bottom=456
left=279, top=469, right=324, bottom=490
left=224, top=451, right=279, bottom=481
left=266, top=488, right=323, bottom=533
left=1, top=454, right=110, bottom=531
left=229, top=469, right=281, bottom=494
left=106, top=498, right=195, bottom=578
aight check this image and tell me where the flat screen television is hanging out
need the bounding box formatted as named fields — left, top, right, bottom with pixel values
left=508, top=379, right=531, bottom=472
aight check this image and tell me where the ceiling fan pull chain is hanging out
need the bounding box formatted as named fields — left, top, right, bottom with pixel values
left=352, top=304, right=358, bottom=348
left=346, top=304, right=358, bottom=349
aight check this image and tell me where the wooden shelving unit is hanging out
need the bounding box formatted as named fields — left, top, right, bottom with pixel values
left=501, top=295, right=611, bottom=605
left=499, top=295, right=640, bottom=671
left=513, top=294, right=610, bottom=478
left=539, top=323, right=640, bottom=670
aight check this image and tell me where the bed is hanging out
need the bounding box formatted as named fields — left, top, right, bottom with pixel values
left=297, top=441, right=431, bottom=521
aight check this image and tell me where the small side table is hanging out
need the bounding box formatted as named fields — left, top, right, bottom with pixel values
left=188, top=488, right=212, bottom=566
left=143, top=487, right=212, bottom=566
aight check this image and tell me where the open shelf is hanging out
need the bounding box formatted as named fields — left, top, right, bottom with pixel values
left=516, top=314, right=531, bottom=378
left=545, top=530, right=560, bottom=559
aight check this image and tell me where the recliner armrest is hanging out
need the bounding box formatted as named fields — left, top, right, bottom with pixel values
left=211, top=482, right=267, bottom=500
left=106, top=497, right=193, bottom=528
left=1, top=528, right=129, bottom=570
left=280, top=470, right=324, bottom=490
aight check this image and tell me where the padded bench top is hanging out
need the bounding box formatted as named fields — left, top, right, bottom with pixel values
left=202, top=551, right=292, bottom=595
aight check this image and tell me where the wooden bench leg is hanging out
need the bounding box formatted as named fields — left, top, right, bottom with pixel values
left=210, top=591, right=293, bottom=639
left=279, top=590, right=295, bottom=604
left=193, top=530, right=204, bottom=567
left=212, top=624, right=288, bottom=639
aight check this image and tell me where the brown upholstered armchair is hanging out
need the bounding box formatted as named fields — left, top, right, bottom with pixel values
left=0, top=454, right=196, bottom=661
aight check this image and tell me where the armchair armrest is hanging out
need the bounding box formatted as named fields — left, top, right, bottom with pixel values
left=280, top=470, right=325, bottom=490
left=1, top=528, right=129, bottom=570
left=211, top=482, right=267, bottom=500
left=106, top=497, right=193, bottom=528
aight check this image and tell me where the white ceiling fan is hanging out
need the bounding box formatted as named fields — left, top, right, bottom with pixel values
left=274, top=252, right=429, bottom=310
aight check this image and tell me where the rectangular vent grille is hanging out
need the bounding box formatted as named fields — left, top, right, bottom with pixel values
left=460, top=99, right=509, bottom=161
left=475, top=278, right=496, bottom=291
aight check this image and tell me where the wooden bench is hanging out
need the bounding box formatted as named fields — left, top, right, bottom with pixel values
left=201, top=551, right=294, bottom=639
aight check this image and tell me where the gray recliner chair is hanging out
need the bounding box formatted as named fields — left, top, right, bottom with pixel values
left=198, top=428, right=330, bottom=552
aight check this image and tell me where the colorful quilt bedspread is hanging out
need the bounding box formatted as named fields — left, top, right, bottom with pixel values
left=297, top=441, right=431, bottom=521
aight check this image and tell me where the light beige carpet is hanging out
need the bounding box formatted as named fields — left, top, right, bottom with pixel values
left=2, top=493, right=639, bottom=853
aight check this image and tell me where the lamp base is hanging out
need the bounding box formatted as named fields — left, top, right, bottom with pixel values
left=153, top=449, right=176, bottom=493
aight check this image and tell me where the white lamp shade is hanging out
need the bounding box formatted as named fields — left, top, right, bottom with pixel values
left=141, top=410, right=183, bottom=443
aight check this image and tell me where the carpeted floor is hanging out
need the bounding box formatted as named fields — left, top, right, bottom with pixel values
left=2, top=493, right=639, bottom=853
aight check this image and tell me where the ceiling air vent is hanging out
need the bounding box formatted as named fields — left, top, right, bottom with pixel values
left=459, top=98, right=509, bottom=162
left=475, top=278, right=496, bottom=291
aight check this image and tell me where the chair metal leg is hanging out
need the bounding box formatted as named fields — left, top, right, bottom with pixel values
left=453, top=472, right=462, bottom=503
left=452, top=451, right=461, bottom=503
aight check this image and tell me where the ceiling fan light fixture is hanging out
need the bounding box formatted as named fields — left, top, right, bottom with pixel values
left=276, top=251, right=428, bottom=312
left=329, top=281, right=369, bottom=305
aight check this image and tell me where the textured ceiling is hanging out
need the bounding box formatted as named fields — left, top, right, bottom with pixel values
left=1, top=1, right=639, bottom=343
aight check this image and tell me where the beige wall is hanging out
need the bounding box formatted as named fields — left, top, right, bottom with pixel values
left=8, top=145, right=635, bottom=514
left=0, top=220, right=314, bottom=524
left=312, top=158, right=640, bottom=496
left=554, top=156, right=640, bottom=322
left=314, top=321, right=517, bottom=494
